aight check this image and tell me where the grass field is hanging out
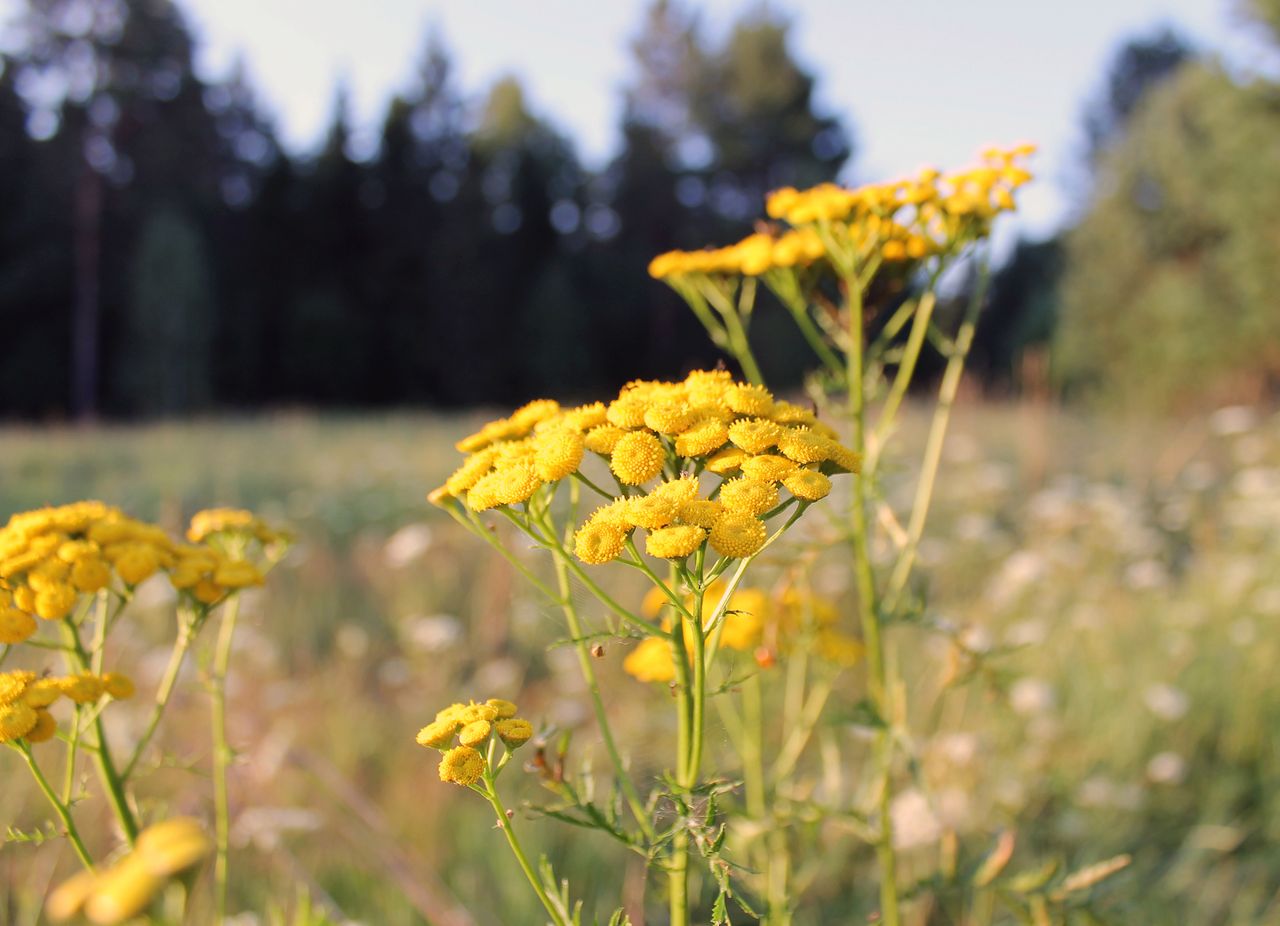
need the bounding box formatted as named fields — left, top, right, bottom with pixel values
left=2, top=401, right=1278, bottom=925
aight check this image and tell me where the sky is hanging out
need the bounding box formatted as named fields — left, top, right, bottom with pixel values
left=4, top=0, right=1268, bottom=238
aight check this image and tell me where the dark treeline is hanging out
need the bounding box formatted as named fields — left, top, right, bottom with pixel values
left=0, top=0, right=849, bottom=417
left=3, top=0, right=1276, bottom=418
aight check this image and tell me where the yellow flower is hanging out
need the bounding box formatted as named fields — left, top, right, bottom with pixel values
left=533, top=426, right=585, bottom=482
left=718, top=478, right=779, bottom=517
left=740, top=454, right=798, bottom=482
left=564, top=402, right=608, bottom=430
left=623, top=636, right=676, bottom=683
left=114, top=545, right=160, bottom=585
left=59, top=673, right=106, bottom=704
left=584, top=424, right=627, bottom=455
left=776, top=427, right=831, bottom=464
left=445, top=447, right=499, bottom=495
left=45, top=868, right=98, bottom=921
left=25, top=708, right=57, bottom=743
left=783, top=469, right=832, bottom=501
left=417, top=719, right=459, bottom=749
left=439, top=745, right=486, bottom=786
left=677, top=499, right=723, bottom=529
left=0, top=700, right=38, bottom=741
left=493, top=464, right=543, bottom=506
left=610, top=431, right=666, bottom=485
left=83, top=855, right=162, bottom=924
left=728, top=418, right=783, bottom=455
left=458, top=719, right=492, bottom=747
left=606, top=395, right=649, bottom=429
left=495, top=718, right=534, bottom=748
left=644, top=401, right=694, bottom=434
left=0, top=607, right=36, bottom=644
left=103, top=673, right=136, bottom=700
left=625, top=493, right=680, bottom=530
left=213, top=560, right=264, bottom=589
left=135, top=817, right=213, bottom=877
left=709, top=512, right=767, bottom=559
left=0, top=670, right=35, bottom=706
left=825, top=442, right=862, bottom=473
left=34, top=583, right=77, bottom=621
left=706, top=447, right=749, bottom=475
left=675, top=418, right=729, bottom=457
left=486, top=698, right=518, bottom=719
left=574, top=520, right=630, bottom=565
left=645, top=525, right=707, bottom=559
left=23, top=678, right=62, bottom=708
left=725, top=383, right=774, bottom=417
left=71, top=558, right=112, bottom=593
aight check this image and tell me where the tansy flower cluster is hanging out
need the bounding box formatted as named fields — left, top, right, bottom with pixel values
left=0, top=669, right=134, bottom=744
left=433, top=371, right=858, bottom=567
left=46, top=818, right=212, bottom=924
left=186, top=507, right=283, bottom=546
left=648, top=144, right=1035, bottom=280
left=0, top=502, right=270, bottom=641
left=622, top=582, right=862, bottom=683
left=417, top=698, right=536, bottom=787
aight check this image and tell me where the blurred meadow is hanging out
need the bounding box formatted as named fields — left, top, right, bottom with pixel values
left=4, top=401, right=1278, bottom=923
left=3, top=0, right=1280, bottom=922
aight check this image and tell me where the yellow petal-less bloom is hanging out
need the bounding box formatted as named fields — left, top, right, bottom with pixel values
left=706, top=447, right=749, bottom=475
left=103, top=673, right=136, bottom=700
left=25, top=708, right=57, bottom=743
left=675, top=418, right=729, bottom=457
left=605, top=395, right=649, bottom=429
left=824, top=442, right=862, bottom=473
left=493, top=464, right=543, bottom=506
left=709, top=512, right=767, bottom=559
left=564, top=402, right=608, bottom=430
left=114, top=546, right=160, bottom=586
left=0, top=701, right=38, bottom=742
left=625, top=493, right=680, bottom=530
left=574, top=520, right=630, bottom=565
left=84, top=855, right=162, bottom=925
left=439, top=745, right=486, bottom=786
left=59, top=673, right=106, bottom=704
left=533, top=426, right=585, bottom=482
left=45, top=868, right=98, bottom=921
left=212, top=560, right=264, bottom=589
left=458, top=719, right=492, bottom=747
left=584, top=424, right=627, bottom=455
left=718, top=478, right=779, bottom=517
left=71, top=558, right=112, bottom=593
left=610, top=431, right=665, bottom=485
left=728, top=418, right=783, bottom=455
left=740, top=454, right=798, bottom=482
left=776, top=427, right=831, bottom=465
left=23, top=678, right=62, bottom=708
left=0, top=607, right=36, bottom=644
left=417, top=719, right=459, bottom=749
left=677, top=499, right=724, bottom=529
left=134, top=817, right=213, bottom=877
left=445, top=447, right=499, bottom=496
left=644, top=401, right=694, bottom=434
left=783, top=469, right=832, bottom=501
left=34, top=584, right=77, bottom=620
left=645, top=525, right=707, bottom=559
left=623, top=636, right=676, bottom=683
left=486, top=698, right=518, bottom=719
left=495, top=718, right=534, bottom=748
left=725, top=383, right=774, bottom=417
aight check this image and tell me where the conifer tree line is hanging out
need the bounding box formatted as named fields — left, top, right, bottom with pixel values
left=1, top=0, right=1277, bottom=418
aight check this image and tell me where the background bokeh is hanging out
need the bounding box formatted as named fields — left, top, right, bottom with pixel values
left=1, top=1, right=1279, bottom=924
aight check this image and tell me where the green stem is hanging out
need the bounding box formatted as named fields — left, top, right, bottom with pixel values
left=16, top=741, right=94, bottom=870
left=842, top=267, right=900, bottom=926
left=211, top=593, right=243, bottom=923
left=63, top=704, right=81, bottom=804
left=545, top=518, right=654, bottom=841
left=883, top=251, right=990, bottom=615
left=774, top=281, right=845, bottom=379
left=685, top=550, right=707, bottom=792
left=667, top=563, right=694, bottom=926
left=869, top=287, right=939, bottom=473
left=122, top=609, right=200, bottom=780
left=704, top=281, right=765, bottom=386
left=59, top=618, right=138, bottom=844
left=482, top=775, right=566, bottom=926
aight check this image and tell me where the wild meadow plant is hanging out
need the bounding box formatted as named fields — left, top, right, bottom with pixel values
left=424, top=145, right=1130, bottom=925
left=0, top=502, right=286, bottom=923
